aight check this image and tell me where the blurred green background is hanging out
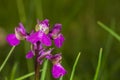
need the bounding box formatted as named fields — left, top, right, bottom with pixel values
left=0, top=0, right=120, bottom=80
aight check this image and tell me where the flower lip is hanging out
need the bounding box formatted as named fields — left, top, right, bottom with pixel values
left=26, top=50, right=34, bottom=59
left=52, top=63, right=67, bottom=78
left=54, top=33, right=65, bottom=48
left=6, top=34, right=20, bottom=46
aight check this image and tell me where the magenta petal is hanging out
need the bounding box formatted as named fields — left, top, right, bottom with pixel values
left=52, top=63, right=67, bottom=78
left=26, top=31, right=42, bottom=44
left=26, top=50, right=34, bottom=59
left=40, top=33, right=51, bottom=46
left=18, top=23, right=26, bottom=35
left=39, top=19, right=49, bottom=27
left=50, top=24, right=62, bottom=36
left=54, top=33, right=65, bottom=48
left=6, top=34, right=20, bottom=46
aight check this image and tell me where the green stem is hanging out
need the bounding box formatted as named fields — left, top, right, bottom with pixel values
left=0, top=46, right=15, bottom=72
left=93, top=48, right=103, bottom=80
left=70, top=52, right=81, bottom=80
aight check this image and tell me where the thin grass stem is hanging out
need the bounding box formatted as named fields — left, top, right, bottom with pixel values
left=15, top=70, right=42, bottom=80
left=97, top=21, right=120, bottom=41
left=0, top=46, right=15, bottom=72
left=70, top=52, right=81, bottom=80
left=93, top=48, right=103, bottom=80
left=10, top=62, right=18, bottom=80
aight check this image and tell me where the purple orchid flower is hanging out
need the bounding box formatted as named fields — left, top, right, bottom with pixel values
left=48, top=53, right=67, bottom=78
left=52, top=63, right=67, bottom=78
left=37, top=48, right=54, bottom=64
left=26, top=31, right=51, bottom=46
left=36, top=19, right=49, bottom=34
left=15, top=23, right=27, bottom=40
left=6, top=23, right=27, bottom=46
left=6, top=19, right=67, bottom=79
left=49, top=23, right=65, bottom=48
left=54, top=33, right=65, bottom=48
left=27, top=19, right=52, bottom=46
left=26, top=50, right=34, bottom=59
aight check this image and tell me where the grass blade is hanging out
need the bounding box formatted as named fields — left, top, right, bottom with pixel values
left=93, top=48, right=103, bottom=80
left=70, top=52, right=81, bottom=80
left=0, top=46, right=15, bottom=72
left=40, top=59, right=48, bottom=80
left=97, top=21, right=120, bottom=41
left=10, top=62, right=18, bottom=80
left=15, top=72, right=35, bottom=80
left=15, top=70, right=42, bottom=80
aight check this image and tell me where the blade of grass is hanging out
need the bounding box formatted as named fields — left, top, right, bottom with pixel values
left=10, top=62, right=18, bottom=80
left=0, top=46, right=15, bottom=72
left=15, top=72, right=35, bottom=80
left=40, top=59, right=48, bottom=80
left=100, top=19, right=115, bottom=80
left=93, top=48, right=103, bottom=80
left=15, top=70, right=42, bottom=80
left=97, top=21, right=120, bottom=41
left=70, top=52, right=81, bottom=80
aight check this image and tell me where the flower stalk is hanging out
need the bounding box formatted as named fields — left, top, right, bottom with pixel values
left=35, top=52, right=40, bottom=80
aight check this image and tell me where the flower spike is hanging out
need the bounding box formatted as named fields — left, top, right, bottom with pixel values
left=6, top=19, right=66, bottom=79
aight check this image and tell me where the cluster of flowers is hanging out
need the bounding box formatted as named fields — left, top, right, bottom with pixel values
left=6, top=19, right=67, bottom=78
